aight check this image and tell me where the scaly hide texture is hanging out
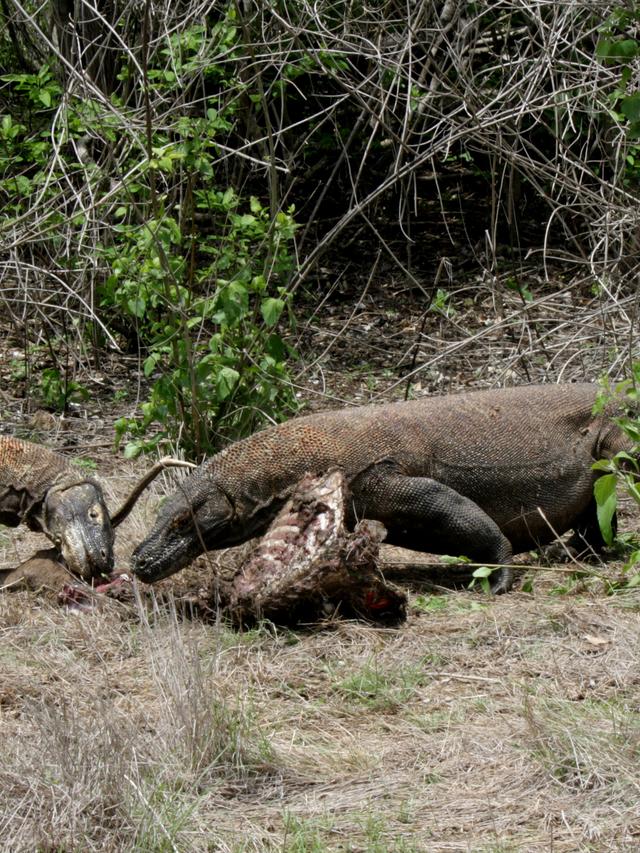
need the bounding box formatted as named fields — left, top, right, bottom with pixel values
left=0, top=436, right=114, bottom=579
left=132, top=383, right=633, bottom=592
left=0, top=436, right=74, bottom=522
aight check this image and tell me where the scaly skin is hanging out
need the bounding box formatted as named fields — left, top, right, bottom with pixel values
left=131, top=383, right=633, bottom=592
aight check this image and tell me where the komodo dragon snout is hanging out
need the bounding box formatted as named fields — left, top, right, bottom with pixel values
left=130, top=383, right=635, bottom=592
left=132, top=479, right=236, bottom=583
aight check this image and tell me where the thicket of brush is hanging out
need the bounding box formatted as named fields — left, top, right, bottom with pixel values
left=1, top=1, right=639, bottom=455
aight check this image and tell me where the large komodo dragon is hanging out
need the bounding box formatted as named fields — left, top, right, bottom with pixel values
left=131, top=383, right=634, bottom=593
left=0, top=436, right=189, bottom=580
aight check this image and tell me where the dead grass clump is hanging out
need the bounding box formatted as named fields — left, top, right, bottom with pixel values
left=0, top=594, right=288, bottom=851
left=137, top=597, right=278, bottom=782
left=524, top=695, right=640, bottom=793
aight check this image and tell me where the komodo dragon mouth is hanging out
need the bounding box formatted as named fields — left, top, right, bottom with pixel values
left=132, top=508, right=235, bottom=582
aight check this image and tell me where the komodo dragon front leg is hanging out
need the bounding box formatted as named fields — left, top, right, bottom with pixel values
left=352, top=465, right=514, bottom=593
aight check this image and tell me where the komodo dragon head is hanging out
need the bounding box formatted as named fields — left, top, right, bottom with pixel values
left=131, top=474, right=238, bottom=583
left=38, top=478, right=115, bottom=578
left=40, top=457, right=197, bottom=580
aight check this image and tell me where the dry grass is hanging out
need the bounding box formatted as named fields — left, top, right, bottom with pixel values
left=2, top=479, right=640, bottom=853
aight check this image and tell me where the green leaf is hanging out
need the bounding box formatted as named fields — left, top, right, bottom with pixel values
left=592, top=459, right=614, bottom=472
left=614, top=39, right=639, bottom=60
left=38, top=89, right=51, bottom=107
left=218, top=282, right=248, bottom=324
left=265, top=332, right=286, bottom=362
left=597, top=39, right=614, bottom=60
left=222, top=187, right=236, bottom=208
left=261, top=297, right=284, bottom=326
left=440, top=554, right=471, bottom=564
left=621, top=92, right=640, bottom=123
left=594, top=473, right=618, bottom=546
left=598, top=38, right=639, bottom=63
left=216, top=366, right=239, bottom=400
left=15, top=175, right=31, bottom=195
left=123, top=441, right=142, bottom=459
left=127, top=296, right=146, bottom=318
left=472, top=566, right=494, bottom=578
left=615, top=450, right=639, bottom=468
left=143, top=355, right=157, bottom=377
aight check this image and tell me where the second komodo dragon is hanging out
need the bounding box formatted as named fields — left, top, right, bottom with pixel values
left=131, top=383, right=634, bottom=593
left=0, top=436, right=192, bottom=581
left=0, top=435, right=116, bottom=578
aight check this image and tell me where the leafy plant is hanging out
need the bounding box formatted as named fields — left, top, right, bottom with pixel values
left=39, top=367, right=89, bottom=412
left=107, top=189, right=299, bottom=459
left=592, top=372, right=640, bottom=585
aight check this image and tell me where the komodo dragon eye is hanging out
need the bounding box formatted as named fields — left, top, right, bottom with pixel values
left=88, top=505, right=103, bottom=522
left=169, top=511, right=192, bottom=531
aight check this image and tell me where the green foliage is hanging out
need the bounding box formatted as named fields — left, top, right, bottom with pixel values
left=412, top=594, right=449, bottom=613
left=9, top=347, right=88, bottom=414
left=1, top=65, right=62, bottom=110
left=73, top=457, right=98, bottom=472
left=469, top=564, right=496, bottom=593
left=105, top=16, right=300, bottom=457
left=0, top=68, right=63, bottom=218
left=594, top=473, right=617, bottom=547
left=597, top=8, right=640, bottom=137
left=333, top=657, right=430, bottom=711
left=592, top=371, right=640, bottom=585
left=2, top=11, right=300, bottom=457
left=107, top=189, right=299, bottom=459
left=429, top=288, right=456, bottom=317
left=39, top=367, right=89, bottom=411
left=505, top=276, right=533, bottom=303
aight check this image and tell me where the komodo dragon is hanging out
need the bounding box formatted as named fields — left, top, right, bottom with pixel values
left=0, top=436, right=193, bottom=580
left=131, top=383, right=633, bottom=593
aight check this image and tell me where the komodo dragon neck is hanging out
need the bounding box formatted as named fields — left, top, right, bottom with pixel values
left=0, top=437, right=78, bottom=529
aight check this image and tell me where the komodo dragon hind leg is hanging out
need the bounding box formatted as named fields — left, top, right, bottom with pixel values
left=352, top=467, right=514, bottom=594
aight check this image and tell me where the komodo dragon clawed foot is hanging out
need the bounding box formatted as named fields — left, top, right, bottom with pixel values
left=350, top=464, right=515, bottom=593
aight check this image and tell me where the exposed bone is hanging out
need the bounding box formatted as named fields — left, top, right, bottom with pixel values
left=221, top=469, right=407, bottom=625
